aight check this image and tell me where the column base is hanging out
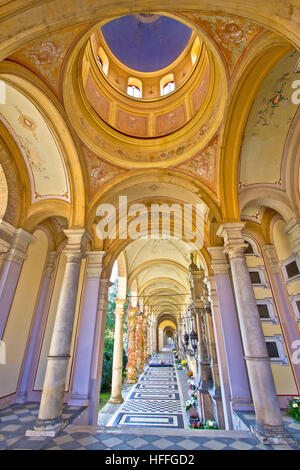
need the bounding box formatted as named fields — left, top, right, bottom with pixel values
left=250, top=424, right=297, bottom=446
left=25, top=417, right=67, bottom=438
left=108, top=396, right=124, bottom=404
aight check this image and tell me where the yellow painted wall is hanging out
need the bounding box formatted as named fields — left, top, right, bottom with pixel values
left=246, top=249, right=297, bottom=395
left=0, top=229, right=48, bottom=398
left=34, top=254, right=86, bottom=391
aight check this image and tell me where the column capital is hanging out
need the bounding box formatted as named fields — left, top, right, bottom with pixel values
left=44, top=251, right=58, bottom=277
left=262, top=245, right=280, bottom=274
left=207, top=246, right=229, bottom=274
left=6, top=228, right=35, bottom=264
left=85, top=251, right=105, bottom=278
left=217, top=222, right=248, bottom=260
left=63, top=229, right=91, bottom=263
left=114, top=299, right=126, bottom=318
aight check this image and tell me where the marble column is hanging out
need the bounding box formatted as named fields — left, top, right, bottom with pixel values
left=69, top=252, right=105, bottom=414
left=17, top=251, right=58, bottom=403
left=206, top=275, right=233, bottom=429
left=136, top=313, right=144, bottom=373
left=143, top=318, right=148, bottom=363
left=285, top=218, right=300, bottom=263
left=207, top=246, right=252, bottom=415
left=0, top=228, right=35, bottom=339
left=202, top=280, right=225, bottom=429
left=126, top=308, right=138, bottom=383
left=263, top=245, right=300, bottom=391
left=109, top=300, right=126, bottom=404
left=28, top=229, right=89, bottom=436
left=218, top=223, right=295, bottom=445
left=88, top=278, right=111, bottom=426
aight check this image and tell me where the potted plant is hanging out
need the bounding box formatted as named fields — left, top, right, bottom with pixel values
left=204, top=419, right=218, bottom=430
left=190, top=419, right=203, bottom=429
left=287, top=397, right=300, bottom=421
left=181, top=360, right=187, bottom=368
left=187, top=370, right=193, bottom=378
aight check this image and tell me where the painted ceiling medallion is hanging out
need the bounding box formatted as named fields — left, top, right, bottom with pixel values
left=134, top=13, right=160, bottom=24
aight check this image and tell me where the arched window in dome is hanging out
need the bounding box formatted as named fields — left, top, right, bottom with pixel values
left=160, top=74, right=175, bottom=96
left=97, top=47, right=109, bottom=75
left=191, top=37, right=201, bottom=66
left=127, top=77, right=142, bottom=98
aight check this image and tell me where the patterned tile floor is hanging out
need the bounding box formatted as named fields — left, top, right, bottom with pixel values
left=0, top=352, right=300, bottom=450
left=107, top=352, right=185, bottom=429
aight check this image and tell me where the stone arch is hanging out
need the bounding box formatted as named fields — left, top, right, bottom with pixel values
left=0, top=2, right=299, bottom=61
left=220, top=37, right=291, bottom=220
left=0, top=62, right=86, bottom=229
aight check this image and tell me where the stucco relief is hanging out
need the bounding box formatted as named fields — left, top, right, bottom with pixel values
left=10, top=24, right=91, bottom=93
left=156, top=104, right=186, bottom=135
left=239, top=50, right=300, bottom=186
left=116, top=109, right=148, bottom=137
left=175, top=137, right=217, bottom=188
left=0, top=83, right=70, bottom=202
left=84, top=147, right=128, bottom=195
left=180, top=12, right=262, bottom=74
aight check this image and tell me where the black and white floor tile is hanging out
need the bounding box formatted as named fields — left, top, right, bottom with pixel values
left=108, top=352, right=185, bottom=429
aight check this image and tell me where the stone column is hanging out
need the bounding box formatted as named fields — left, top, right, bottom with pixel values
left=207, top=246, right=252, bottom=416
left=28, top=229, right=89, bottom=437
left=136, top=313, right=144, bottom=373
left=285, top=218, right=300, bottom=263
left=217, top=223, right=295, bottom=445
left=0, top=228, right=35, bottom=339
left=202, top=280, right=225, bottom=429
left=206, top=275, right=233, bottom=429
left=69, top=252, right=105, bottom=415
left=126, top=308, right=138, bottom=383
left=17, top=251, right=58, bottom=403
left=143, top=318, right=148, bottom=363
left=152, top=316, right=157, bottom=354
left=88, top=278, right=111, bottom=426
left=109, top=300, right=126, bottom=404
left=263, top=245, right=300, bottom=391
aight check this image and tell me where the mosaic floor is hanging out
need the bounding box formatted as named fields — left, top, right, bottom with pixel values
left=0, top=352, right=300, bottom=450
left=108, top=352, right=185, bottom=428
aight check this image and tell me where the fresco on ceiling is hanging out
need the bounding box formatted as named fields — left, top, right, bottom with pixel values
left=101, top=14, right=192, bottom=72
left=239, top=50, right=300, bottom=187
left=0, top=83, right=69, bottom=202
left=10, top=24, right=90, bottom=93
left=175, top=137, right=217, bottom=189
left=84, top=147, right=128, bottom=196
left=180, top=12, right=262, bottom=75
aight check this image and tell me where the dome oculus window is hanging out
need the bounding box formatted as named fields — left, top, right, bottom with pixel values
left=127, top=84, right=142, bottom=98
left=127, top=78, right=142, bottom=98
left=160, top=73, right=175, bottom=96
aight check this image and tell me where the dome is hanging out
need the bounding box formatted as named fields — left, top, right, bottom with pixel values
left=101, top=14, right=192, bottom=73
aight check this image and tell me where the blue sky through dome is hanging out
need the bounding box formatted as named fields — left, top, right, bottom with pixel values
left=101, top=15, right=192, bottom=73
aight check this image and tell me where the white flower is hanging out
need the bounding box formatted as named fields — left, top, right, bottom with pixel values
left=292, top=403, right=298, bottom=408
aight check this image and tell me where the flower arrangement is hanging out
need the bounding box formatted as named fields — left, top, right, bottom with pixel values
left=187, top=371, right=193, bottom=377
left=204, top=419, right=218, bottom=430
left=181, top=360, right=187, bottom=367
left=188, top=389, right=197, bottom=398
left=173, top=350, right=178, bottom=354
left=184, top=398, right=197, bottom=411
left=190, top=419, right=203, bottom=429
left=287, top=397, right=300, bottom=421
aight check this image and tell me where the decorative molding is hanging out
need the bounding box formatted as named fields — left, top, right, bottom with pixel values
left=6, top=228, right=35, bottom=264
left=207, top=246, right=229, bottom=274
left=85, top=251, right=106, bottom=278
